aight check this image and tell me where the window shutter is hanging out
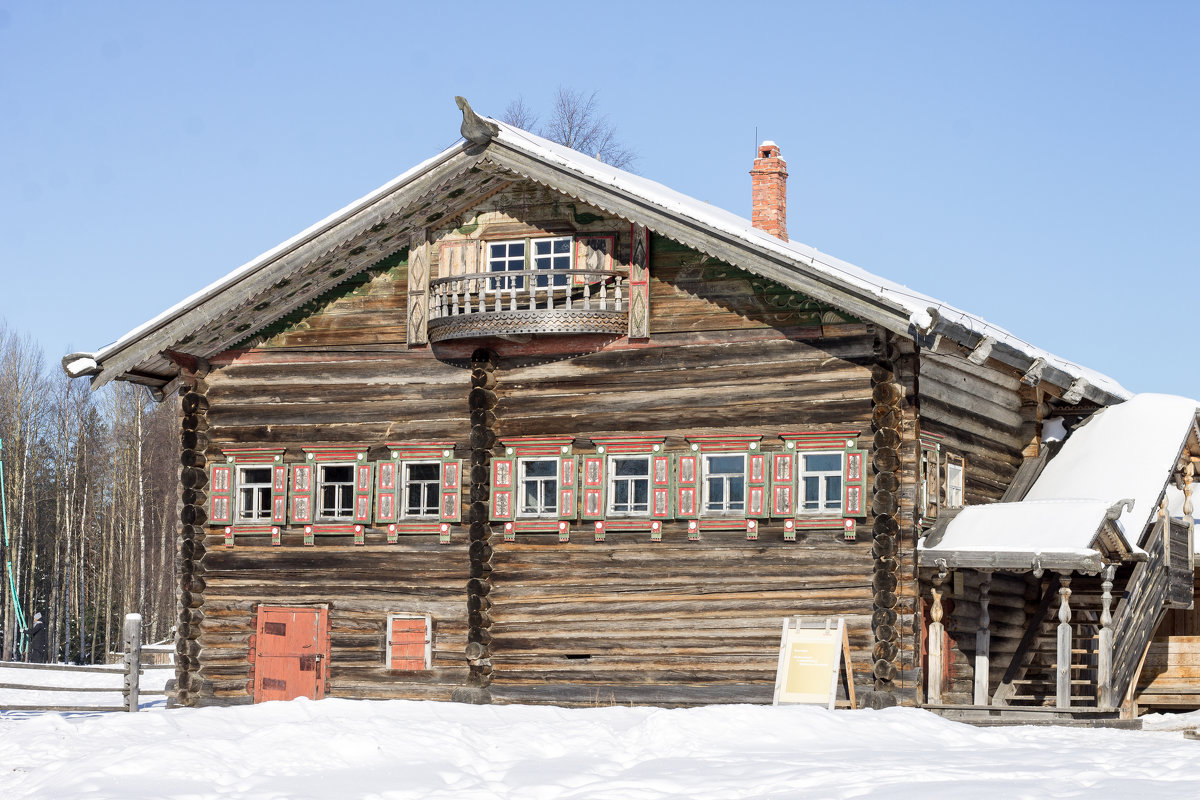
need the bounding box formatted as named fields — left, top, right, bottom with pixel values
left=353, top=463, right=374, bottom=524
left=375, top=460, right=399, bottom=523
left=271, top=465, right=288, bottom=525
left=289, top=464, right=316, bottom=524
left=843, top=447, right=866, bottom=517
left=747, top=451, right=768, bottom=518
left=209, top=464, right=233, bottom=525
left=440, top=459, right=463, bottom=523
left=490, top=457, right=515, bottom=521
left=558, top=455, right=578, bottom=521
left=675, top=452, right=700, bottom=518
left=580, top=454, right=606, bottom=520
left=650, top=453, right=672, bottom=520
left=769, top=452, right=796, bottom=517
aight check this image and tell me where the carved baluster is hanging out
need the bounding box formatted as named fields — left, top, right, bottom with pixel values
left=1097, top=564, right=1115, bottom=708
left=564, top=275, right=572, bottom=310
left=1185, top=462, right=1195, bottom=569
left=927, top=563, right=948, bottom=704
left=616, top=275, right=624, bottom=311
left=451, top=279, right=460, bottom=317
left=974, top=571, right=991, bottom=705
left=1056, top=574, right=1073, bottom=708
left=599, top=275, right=608, bottom=310
left=580, top=278, right=590, bottom=311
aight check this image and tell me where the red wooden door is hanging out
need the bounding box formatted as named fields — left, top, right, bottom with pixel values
left=253, top=606, right=329, bottom=702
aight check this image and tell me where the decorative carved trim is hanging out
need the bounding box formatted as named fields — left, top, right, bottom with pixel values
left=427, top=309, right=627, bottom=343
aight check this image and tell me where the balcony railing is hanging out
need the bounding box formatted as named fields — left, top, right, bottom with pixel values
left=427, top=269, right=629, bottom=343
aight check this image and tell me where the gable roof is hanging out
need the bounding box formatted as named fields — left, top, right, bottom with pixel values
left=63, top=106, right=1130, bottom=405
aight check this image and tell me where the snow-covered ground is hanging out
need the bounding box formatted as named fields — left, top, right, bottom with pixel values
left=0, top=661, right=172, bottom=710
left=1, top=693, right=1199, bottom=799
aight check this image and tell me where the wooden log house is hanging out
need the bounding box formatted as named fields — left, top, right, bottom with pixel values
left=64, top=99, right=1198, bottom=716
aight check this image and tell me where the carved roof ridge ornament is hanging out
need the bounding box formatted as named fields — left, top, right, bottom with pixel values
left=456, top=96, right=498, bottom=145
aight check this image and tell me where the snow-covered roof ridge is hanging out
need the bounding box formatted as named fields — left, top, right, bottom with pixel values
left=67, top=109, right=1130, bottom=403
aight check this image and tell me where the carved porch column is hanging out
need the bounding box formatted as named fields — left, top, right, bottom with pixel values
left=1056, top=574, right=1073, bottom=708
left=927, top=563, right=948, bottom=704
left=1097, top=564, right=1115, bottom=708
left=974, top=571, right=992, bottom=705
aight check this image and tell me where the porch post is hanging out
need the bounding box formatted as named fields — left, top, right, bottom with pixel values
left=1056, top=574, right=1073, bottom=708
left=927, top=563, right=948, bottom=704
left=1097, top=564, right=1115, bottom=708
left=974, top=571, right=992, bottom=705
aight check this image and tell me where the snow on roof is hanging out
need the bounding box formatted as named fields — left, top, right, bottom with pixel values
left=919, top=499, right=1119, bottom=572
left=71, top=110, right=1130, bottom=402
left=1023, top=393, right=1200, bottom=540
left=489, top=121, right=1128, bottom=401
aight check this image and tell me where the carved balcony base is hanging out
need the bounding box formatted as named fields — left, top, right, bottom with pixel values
left=427, top=309, right=628, bottom=344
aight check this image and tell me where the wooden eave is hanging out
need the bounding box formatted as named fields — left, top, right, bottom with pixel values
left=71, top=118, right=1129, bottom=408
left=77, top=144, right=497, bottom=389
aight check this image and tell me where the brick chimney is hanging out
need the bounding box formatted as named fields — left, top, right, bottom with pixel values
left=750, top=140, right=788, bottom=241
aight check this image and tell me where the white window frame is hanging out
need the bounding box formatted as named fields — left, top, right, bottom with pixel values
left=517, top=457, right=559, bottom=517
left=236, top=465, right=274, bottom=523
left=799, top=450, right=844, bottom=516
left=702, top=453, right=747, bottom=515
left=531, top=235, right=573, bottom=289
left=487, top=239, right=527, bottom=291
left=385, top=612, right=432, bottom=670
left=607, top=455, right=651, bottom=517
left=945, top=457, right=965, bottom=508
left=317, top=462, right=357, bottom=521
left=400, top=460, right=442, bottom=520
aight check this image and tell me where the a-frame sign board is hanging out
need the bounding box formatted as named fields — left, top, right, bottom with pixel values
left=772, top=616, right=856, bottom=709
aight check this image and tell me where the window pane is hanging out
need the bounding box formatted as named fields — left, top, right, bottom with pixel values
left=322, top=465, right=354, bottom=483
left=242, top=467, right=271, bottom=484
left=804, top=453, right=842, bottom=472
left=708, top=455, right=743, bottom=474
left=633, top=481, right=648, bottom=504
left=423, top=483, right=439, bottom=510
left=708, top=478, right=724, bottom=504
left=525, top=460, right=556, bottom=477
left=407, top=463, right=440, bottom=482
left=804, top=476, right=819, bottom=502
left=614, top=482, right=629, bottom=505
left=615, top=458, right=648, bottom=476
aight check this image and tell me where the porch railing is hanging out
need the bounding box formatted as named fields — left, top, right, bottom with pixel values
left=429, top=269, right=627, bottom=320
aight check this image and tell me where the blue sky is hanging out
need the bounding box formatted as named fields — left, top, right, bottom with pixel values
left=1, top=2, right=1196, bottom=398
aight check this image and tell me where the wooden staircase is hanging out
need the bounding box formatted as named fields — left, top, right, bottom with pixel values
left=998, top=577, right=1104, bottom=707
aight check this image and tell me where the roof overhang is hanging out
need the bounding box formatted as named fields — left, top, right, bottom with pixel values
left=64, top=103, right=1132, bottom=406
left=919, top=498, right=1142, bottom=574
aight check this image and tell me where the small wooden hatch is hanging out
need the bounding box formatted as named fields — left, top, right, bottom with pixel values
left=387, top=613, right=432, bottom=670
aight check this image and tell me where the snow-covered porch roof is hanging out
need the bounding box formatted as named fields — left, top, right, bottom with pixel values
left=919, top=394, right=1200, bottom=573
left=919, top=499, right=1137, bottom=573
left=64, top=100, right=1130, bottom=406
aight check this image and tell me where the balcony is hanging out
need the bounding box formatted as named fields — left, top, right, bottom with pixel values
left=427, top=269, right=629, bottom=343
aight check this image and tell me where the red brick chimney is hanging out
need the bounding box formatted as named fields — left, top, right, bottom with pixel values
left=750, top=140, right=788, bottom=241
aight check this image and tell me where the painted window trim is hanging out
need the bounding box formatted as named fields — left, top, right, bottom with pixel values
left=296, top=447, right=373, bottom=529
left=516, top=456, right=560, bottom=518
left=945, top=454, right=966, bottom=509
left=210, top=448, right=286, bottom=531
left=235, top=464, right=275, bottom=523
left=796, top=449, right=846, bottom=517
left=385, top=612, right=432, bottom=671
left=606, top=454, right=652, bottom=518
left=701, top=452, right=749, bottom=517
left=399, top=459, right=443, bottom=520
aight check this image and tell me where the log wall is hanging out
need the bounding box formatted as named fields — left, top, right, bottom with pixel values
left=184, top=184, right=926, bottom=708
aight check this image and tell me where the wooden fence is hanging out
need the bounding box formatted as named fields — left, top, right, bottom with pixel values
left=0, top=614, right=173, bottom=712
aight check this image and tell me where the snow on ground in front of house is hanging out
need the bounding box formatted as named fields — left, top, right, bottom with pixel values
left=0, top=661, right=172, bottom=710
left=1, top=699, right=1199, bottom=799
